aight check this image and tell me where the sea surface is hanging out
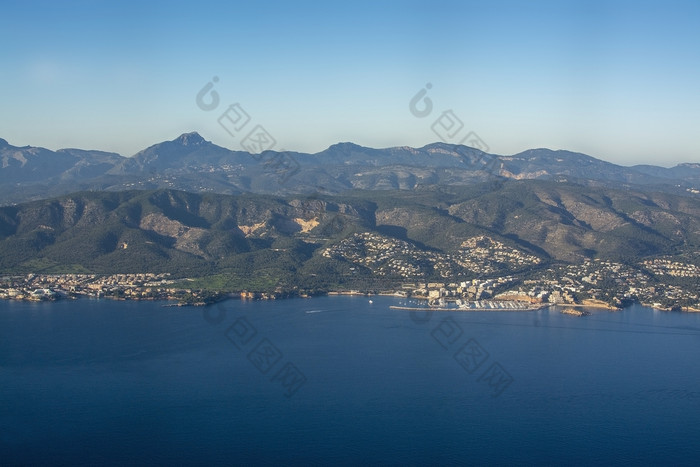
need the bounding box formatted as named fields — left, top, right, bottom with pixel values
left=2, top=296, right=700, bottom=465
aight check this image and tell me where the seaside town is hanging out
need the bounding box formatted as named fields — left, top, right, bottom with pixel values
left=0, top=273, right=182, bottom=302
left=2, top=251, right=699, bottom=311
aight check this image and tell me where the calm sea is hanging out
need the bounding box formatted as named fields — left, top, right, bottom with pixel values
left=2, top=296, right=700, bottom=465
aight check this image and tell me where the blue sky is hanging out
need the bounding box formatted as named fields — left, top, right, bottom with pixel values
left=1, top=0, right=699, bottom=166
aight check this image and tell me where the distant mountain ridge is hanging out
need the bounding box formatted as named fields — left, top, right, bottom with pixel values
left=2, top=132, right=699, bottom=204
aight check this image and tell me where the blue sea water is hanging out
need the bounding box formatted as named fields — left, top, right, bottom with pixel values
left=2, top=296, right=700, bottom=465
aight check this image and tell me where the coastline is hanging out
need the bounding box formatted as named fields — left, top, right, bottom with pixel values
left=2, top=273, right=698, bottom=312
left=389, top=304, right=549, bottom=312
left=559, top=300, right=619, bottom=311
left=3, top=290, right=699, bottom=316
left=389, top=298, right=551, bottom=312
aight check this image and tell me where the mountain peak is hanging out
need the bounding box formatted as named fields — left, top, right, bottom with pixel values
left=174, top=132, right=206, bottom=146
left=0, top=138, right=9, bottom=148
left=325, top=142, right=365, bottom=151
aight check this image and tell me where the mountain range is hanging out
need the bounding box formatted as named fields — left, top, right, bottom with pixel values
left=2, top=181, right=700, bottom=290
left=2, top=132, right=699, bottom=205
left=3, top=132, right=700, bottom=295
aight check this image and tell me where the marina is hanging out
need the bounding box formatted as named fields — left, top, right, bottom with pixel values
left=389, top=300, right=549, bottom=312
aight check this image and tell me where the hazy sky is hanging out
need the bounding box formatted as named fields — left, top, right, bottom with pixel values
left=2, top=0, right=699, bottom=166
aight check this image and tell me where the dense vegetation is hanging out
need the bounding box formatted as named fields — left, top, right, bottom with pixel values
left=1, top=181, right=700, bottom=293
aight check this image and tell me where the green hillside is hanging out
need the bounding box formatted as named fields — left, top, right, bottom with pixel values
left=2, top=181, right=700, bottom=293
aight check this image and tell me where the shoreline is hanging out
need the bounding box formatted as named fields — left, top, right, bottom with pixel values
left=4, top=284, right=693, bottom=312
left=559, top=301, right=619, bottom=311
left=389, top=301, right=550, bottom=312
left=2, top=292, right=699, bottom=314
left=389, top=305, right=546, bottom=312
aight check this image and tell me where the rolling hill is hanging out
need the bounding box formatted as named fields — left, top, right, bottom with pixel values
left=2, top=181, right=700, bottom=292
